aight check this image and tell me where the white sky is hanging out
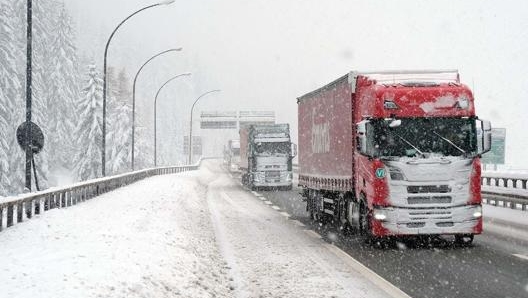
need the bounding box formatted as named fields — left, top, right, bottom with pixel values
left=66, top=0, right=528, bottom=167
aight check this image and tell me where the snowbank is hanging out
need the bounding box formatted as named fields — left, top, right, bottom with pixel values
left=0, top=173, right=232, bottom=298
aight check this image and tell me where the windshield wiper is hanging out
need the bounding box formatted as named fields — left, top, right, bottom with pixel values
left=394, top=133, right=426, bottom=157
left=432, top=131, right=466, bottom=154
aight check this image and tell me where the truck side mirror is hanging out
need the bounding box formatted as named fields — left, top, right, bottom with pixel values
left=356, top=120, right=369, bottom=156
left=476, top=119, right=492, bottom=155
left=291, top=143, right=298, bottom=158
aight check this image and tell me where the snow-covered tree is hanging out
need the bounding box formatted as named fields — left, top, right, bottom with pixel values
left=107, top=68, right=133, bottom=174
left=134, top=124, right=153, bottom=170
left=116, top=68, right=131, bottom=105
left=0, top=2, right=23, bottom=195
left=10, top=0, right=62, bottom=190
left=74, top=65, right=103, bottom=181
left=46, top=6, right=79, bottom=171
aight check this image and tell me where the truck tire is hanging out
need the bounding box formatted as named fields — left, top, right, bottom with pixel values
left=359, top=202, right=369, bottom=236
left=308, top=190, right=328, bottom=224
left=455, top=234, right=474, bottom=246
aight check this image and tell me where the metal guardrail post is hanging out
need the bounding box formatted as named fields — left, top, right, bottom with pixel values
left=1, top=206, right=6, bottom=230
left=12, top=204, right=18, bottom=225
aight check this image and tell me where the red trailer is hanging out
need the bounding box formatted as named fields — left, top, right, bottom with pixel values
left=298, top=70, right=492, bottom=244
left=239, top=127, right=249, bottom=172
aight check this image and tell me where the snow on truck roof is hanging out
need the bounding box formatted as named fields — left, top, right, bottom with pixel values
left=297, top=69, right=460, bottom=102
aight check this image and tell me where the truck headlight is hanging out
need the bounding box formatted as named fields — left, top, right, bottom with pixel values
left=286, top=173, right=292, bottom=182
left=388, top=167, right=406, bottom=181
left=472, top=205, right=482, bottom=218
left=373, top=209, right=388, bottom=221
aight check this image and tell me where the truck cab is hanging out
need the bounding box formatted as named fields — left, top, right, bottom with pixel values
left=240, top=124, right=297, bottom=190
left=352, top=72, right=492, bottom=243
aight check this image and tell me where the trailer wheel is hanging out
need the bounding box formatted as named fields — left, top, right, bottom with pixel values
left=455, top=234, right=474, bottom=246
left=308, top=190, right=329, bottom=224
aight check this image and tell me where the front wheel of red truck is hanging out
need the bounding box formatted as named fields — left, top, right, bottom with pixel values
left=358, top=201, right=384, bottom=247
left=359, top=202, right=370, bottom=237
left=455, top=234, right=474, bottom=246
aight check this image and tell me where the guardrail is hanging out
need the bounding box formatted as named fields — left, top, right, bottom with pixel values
left=481, top=172, right=528, bottom=211
left=293, top=164, right=527, bottom=211
left=0, top=161, right=201, bottom=232
left=481, top=173, right=528, bottom=190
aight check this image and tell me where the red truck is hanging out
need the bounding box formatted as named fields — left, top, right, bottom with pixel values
left=298, top=70, right=492, bottom=244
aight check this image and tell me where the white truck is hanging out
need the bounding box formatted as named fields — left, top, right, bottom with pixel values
left=239, top=124, right=297, bottom=190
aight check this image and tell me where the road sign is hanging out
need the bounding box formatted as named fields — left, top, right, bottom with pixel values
left=481, top=128, right=505, bottom=164
left=16, top=121, right=44, bottom=154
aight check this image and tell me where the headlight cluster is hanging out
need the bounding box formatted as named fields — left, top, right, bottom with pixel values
left=388, top=167, right=406, bottom=181
left=286, top=173, right=292, bottom=182
left=472, top=205, right=482, bottom=218
left=373, top=208, right=389, bottom=221
left=253, top=172, right=265, bottom=182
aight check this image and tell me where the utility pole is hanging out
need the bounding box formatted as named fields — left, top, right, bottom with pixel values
left=25, top=0, right=33, bottom=191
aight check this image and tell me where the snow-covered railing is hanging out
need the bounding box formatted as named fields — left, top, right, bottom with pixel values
left=481, top=172, right=528, bottom=211
left=481, top=172, right=528, bottom=190
left=0, top=160, right=202, bottom=232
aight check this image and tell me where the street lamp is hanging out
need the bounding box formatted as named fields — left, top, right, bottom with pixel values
left=154, top=73, right=192, bottom=167
left=102, top=0, right=175, bottom=177
left=132, top=47, right=182, bottom=171
left=188, top=89, right=221, bottom=164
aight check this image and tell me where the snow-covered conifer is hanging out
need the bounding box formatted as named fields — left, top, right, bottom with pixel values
left=74, top=65, right=103, bottom=181
left=46, top=6, right=79, bottom=170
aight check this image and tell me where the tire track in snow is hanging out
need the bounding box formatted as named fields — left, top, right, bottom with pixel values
left=207, top=185, right=250, bottom=298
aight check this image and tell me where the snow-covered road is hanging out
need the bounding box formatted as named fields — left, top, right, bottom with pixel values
left=199, top=162, right=396, bottom=298
left=0, top=160, right=396, bottom=298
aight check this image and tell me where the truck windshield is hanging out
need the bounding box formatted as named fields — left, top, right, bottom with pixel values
left=255, top=142, right=290, bottom=156
left=371, top=117, right=477, bottom=158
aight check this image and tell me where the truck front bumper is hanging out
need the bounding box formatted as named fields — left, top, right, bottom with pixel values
left=371, top=204, right=483, bottom=237
left=253, top=171, right=292, bottom=187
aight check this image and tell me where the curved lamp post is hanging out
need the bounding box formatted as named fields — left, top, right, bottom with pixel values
left=102, top=0, right=175, bottom=176
left=154, top=73, right=192, bottom=167
left=188, top=89, right=221, bottom=164
left=131, top=47, right=182, bottom=170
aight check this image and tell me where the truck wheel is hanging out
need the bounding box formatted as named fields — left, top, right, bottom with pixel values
left=359, top=202, right=383, bottom=246
left=359, top=202, right=369, bottom=236
left=339, top=221, right=352, bottom=236
left=455, top=234, right=474, bottom=246
left=309, top=190, right=327, bottom=224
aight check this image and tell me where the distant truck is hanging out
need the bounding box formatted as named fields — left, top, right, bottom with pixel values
left=223, top=139, right=241, bottom=172
left=239, top=124, right=297, bottom=190
left=297, top=70, right=492, bottom=245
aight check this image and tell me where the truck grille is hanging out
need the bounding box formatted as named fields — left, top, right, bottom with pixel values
left=407, top=222, right=426, bottom=228
left=265, top=171, right=280, bottom=178
left=409, top=209, right=452, bottom=220
left=265, top=165, right=283, bottom=169
left=407, top=196, right=452, bottom=205
left=407, top=185, right=451, bottom=193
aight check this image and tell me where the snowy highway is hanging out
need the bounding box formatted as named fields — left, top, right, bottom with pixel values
left=0, top=160, right=405, bottom=298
